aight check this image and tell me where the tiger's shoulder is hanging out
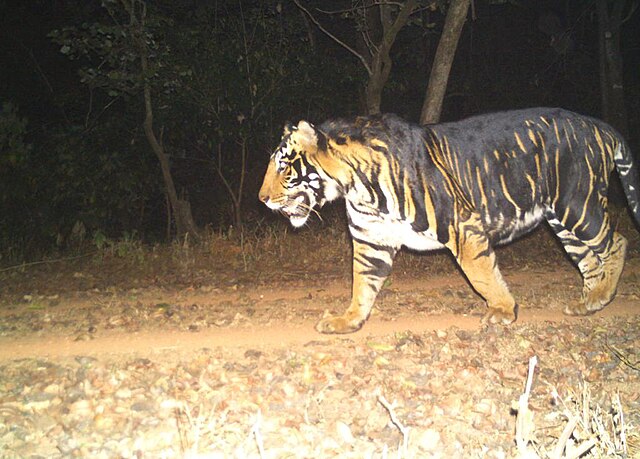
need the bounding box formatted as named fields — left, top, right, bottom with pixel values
left=318, top=113, right=428, bottom=163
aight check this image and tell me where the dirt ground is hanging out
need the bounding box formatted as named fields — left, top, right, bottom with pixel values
left=0, top=223, right=639, bottom=458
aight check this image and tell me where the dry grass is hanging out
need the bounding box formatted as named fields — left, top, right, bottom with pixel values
left=2, top=207, right=637, bottom=300
left=172, top=352, right=636, bottom=458
left=513, top=356, right=631, bottom=459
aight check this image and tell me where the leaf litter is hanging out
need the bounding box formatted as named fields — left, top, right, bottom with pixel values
left=0, top=240, right=639, bottom=457
left=0, top=314, right=639, bottom=458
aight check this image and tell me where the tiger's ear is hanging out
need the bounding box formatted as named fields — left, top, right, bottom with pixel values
left=295, top=120, right=321, bottom=151
left=282, top=121, right=294, bottom=139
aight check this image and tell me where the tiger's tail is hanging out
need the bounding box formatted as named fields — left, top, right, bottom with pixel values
left=614, top=140, right=640, bottom=226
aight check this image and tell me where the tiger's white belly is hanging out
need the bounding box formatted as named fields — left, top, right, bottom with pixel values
left=347, top=205, right=445, bottom=251
left=484, top=206, right=547, bottom=245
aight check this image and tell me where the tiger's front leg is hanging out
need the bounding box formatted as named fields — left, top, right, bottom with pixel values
left=315, top=238, right=397, bottom=334
left=448, top=214, right=518, bottom=325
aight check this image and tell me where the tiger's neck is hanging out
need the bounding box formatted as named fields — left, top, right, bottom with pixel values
left=309, top=146, right=354, bottom=203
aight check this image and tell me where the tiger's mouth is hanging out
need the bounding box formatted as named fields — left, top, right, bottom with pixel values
left=281, top=193, right=313, bottom=227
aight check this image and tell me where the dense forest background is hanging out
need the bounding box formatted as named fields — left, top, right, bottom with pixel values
left=1, top=0, right=638, bottom=263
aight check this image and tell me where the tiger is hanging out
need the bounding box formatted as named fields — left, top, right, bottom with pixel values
left=258, top=108, right=639, bottom=334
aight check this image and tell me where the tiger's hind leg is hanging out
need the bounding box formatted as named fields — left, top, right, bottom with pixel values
left=589, top=231, right=627, bottom=309
left=546, top=214, right=627, bottom=315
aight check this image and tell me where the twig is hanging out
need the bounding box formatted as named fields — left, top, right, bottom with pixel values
left=581, top=383, right=590, bottom=435
left=0, top=252, right=97, bottom=273
left=613, top=392, right=628, bottom=455
left=292, top=0, right=372, bottom=75
left=551, top=416, right=577, bottom=459
left=566, top=438, right=596, bottom=459
left=377, top=392, right=409, bottom=457
left=251, top=409, right=265, bottom=459
left=316, top=2, right=407, bottom=15
left=515, top=356, right=539, bottom=456
left=524, top=355, right=537, bottom=397
left=186, top=403, right=202, bottom=453
left=606, top=341, right=640, bottom=371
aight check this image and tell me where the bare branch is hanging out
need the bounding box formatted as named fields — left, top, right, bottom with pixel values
left=317, top=2, right=408, bottom=15
left=212, top=144, right=240, bottom=210
left=292, top=0, right=372, bottom=75
left=356, top=2, right=378, bottom=57
left=379, top=0, right=417, bottom=52
left=621, top=1, right=638, bottom=24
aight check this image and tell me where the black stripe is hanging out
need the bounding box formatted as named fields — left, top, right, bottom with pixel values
left=369, top=166, right=389, bottom=214
left=359, top=253, right=393, bottom=277
left=351, top=236, right=396, bottom=255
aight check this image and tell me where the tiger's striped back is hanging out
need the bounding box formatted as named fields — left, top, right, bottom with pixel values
left=424, top=108, right=640, bottom=243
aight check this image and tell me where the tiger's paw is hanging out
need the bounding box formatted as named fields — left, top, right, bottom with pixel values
left=481, top=304, right=517, bottom=325
left=563, top=301, right=603, bottom=316
left=315, top=314, right=364, bottom=334
left=564, top=284, right=617, bottom=316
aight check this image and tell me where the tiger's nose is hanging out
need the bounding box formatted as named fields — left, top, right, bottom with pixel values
left=258, top=190, right=269, bottom=204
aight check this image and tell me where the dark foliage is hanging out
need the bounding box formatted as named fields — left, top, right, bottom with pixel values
left=0, top=0, right=638, bottom=263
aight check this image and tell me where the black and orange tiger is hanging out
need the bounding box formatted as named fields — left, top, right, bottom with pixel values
left=259, top=108, right=639, bottom=334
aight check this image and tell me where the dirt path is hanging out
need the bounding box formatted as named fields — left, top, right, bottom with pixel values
left=0, top=286, right=638, bottom=363
left=0, top=271, right=640, bottom=362
left=1, top=256, right=639, bottom=457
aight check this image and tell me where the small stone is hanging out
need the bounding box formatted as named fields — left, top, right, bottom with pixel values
left=319, top=436, right=340, bottom=451
left=74, top=333, right=93, bottom=342
left=374, top=356, right=390, bottom=367
left=335, top=421, right=355, bottom=444
left=160, top=399, right=181, bottom=411
left=417, top=428, right=441, bottom=451
left=75, top=356, right=97, bottom=366
left=24, top=399, right=51, bottom=411
left=585, top=368, right=601, bottom=382
left=244, top=349, right=262, bottom=359
left=93, top=413, right=114, bottom=430
left=68, top=399, right=92, bottom=417
left=43, top=383, right=61, bottom=394
left=441, top=394, right=463, bottom=416
left=115, top=388, right=132, bottom=399
left=32, top=413, right=57, bottom=432
left=131, top=401, right=154, bottom=412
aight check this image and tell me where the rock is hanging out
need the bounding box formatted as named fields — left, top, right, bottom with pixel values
left=416, top=428, right=441, bottom=452
left=68, top=399, right=93, bottom=418
left=335, top=420, right=355, bottom=444
left=115, top=388, right=132, bottom=399
left=93, top=413, right=115, bottom=430
left=436, top=330, right=448, bottom=338
left=474, top=398, right=497, bottom=416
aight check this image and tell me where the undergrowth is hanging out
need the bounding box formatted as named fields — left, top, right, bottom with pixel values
left=1, top=209, right=638, bottom=292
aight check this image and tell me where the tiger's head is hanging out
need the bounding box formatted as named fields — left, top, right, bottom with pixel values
left=259, top=120, right=333, bottom=228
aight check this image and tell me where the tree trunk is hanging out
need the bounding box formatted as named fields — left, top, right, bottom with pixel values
left=141, top=81, right=198, bottom=240
left=365, top=62, right=387, bottom=115
left=596, top=0, right=629, bottom=139
left=420, top=0, right=470, bottom=125
left=126, top=0, right=199, bottom=240
left=365, top=0, right=418, bottom=115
